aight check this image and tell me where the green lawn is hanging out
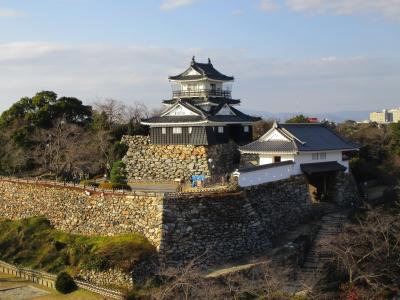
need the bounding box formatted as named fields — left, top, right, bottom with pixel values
left=0, top=217, right=156, bottom=274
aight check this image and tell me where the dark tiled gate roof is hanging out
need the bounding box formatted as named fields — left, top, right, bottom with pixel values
left=300, top=161, right=347, bottom=175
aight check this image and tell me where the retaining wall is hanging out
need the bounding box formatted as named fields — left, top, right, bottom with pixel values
left=0, top=181, right=164, bottom=247
left=122, top=135, right=239, bottom=181
left=0, top=172, right=359, bottom=267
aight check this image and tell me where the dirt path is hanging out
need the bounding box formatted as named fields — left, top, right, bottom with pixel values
left=0, top=273, right=106, bottom=300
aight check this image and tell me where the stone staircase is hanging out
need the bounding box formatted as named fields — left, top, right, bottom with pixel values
left=287, top=210, right=350, bottom=294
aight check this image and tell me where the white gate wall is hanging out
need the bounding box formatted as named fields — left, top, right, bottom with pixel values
left=238, top=163, right=296, bottom=187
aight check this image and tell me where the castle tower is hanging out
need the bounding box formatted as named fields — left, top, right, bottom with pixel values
left=141, top=57, right=260, bottom=145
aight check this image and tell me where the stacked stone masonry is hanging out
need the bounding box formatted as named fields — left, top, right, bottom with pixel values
left=332, top=172, right=362, bottom=207
left=0, top=182, right=164, bottom=246
left=122, top=135, right=239, bottom=181
left=0, top=172, right=360, bottom=267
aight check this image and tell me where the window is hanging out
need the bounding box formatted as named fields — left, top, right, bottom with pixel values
left=173, top=127, right=182, bottom=134
left=218, top=126, right=224, bottom=133
left=161, top=127, right=166, bottom=135
left=188, top=127, right=193, bottom=134
left=244, top=125, right=250, bottom=133
left=312, top=153, right=327, bottom=160
left=274, top=156, right=281, bottom=163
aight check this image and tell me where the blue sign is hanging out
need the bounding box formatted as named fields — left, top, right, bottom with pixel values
left=191, top=175, right=206, bottom=187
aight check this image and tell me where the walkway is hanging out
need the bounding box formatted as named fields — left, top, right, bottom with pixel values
left=204, top=204, right=351, bottom=297
left=287, top=210, right=350, bottom=294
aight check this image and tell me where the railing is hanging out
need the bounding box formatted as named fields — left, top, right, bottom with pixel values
left=172, top=89, right=231, bottom=98
left=0, top=176, right=232, bottom=196
left=0, top=176, right=168, bottom=197
left=0, top=260, right=124, bottom=300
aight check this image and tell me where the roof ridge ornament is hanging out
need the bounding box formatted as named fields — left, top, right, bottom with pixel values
left=208, top=58, right=212, bottom=65
left=191, top=56, right=196, bottom=66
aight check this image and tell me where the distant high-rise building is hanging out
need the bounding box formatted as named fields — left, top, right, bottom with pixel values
left=370, top=108, right=400, bottom=124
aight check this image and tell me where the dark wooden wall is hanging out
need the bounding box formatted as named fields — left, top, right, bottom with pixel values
left=150, top=125, right=253, bottom=145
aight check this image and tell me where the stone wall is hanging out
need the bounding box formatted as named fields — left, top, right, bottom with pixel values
left=159, top=192, right=271, bottom=266
left=0, top=181, right=164, bottom=247
left=122, top=135, right=239, bottom=181
left=243, top=176, right=313, bottom=240
left=0, top=173, right=360, bottom=268
left=332, top=172, right=361, bottom=208
left=77, top=269, right=132, bottom=289
left=159, top=176, right=314, bottom=266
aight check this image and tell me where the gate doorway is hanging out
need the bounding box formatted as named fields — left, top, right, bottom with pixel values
left=300, top=162, right=347, bottom=203
left=305, top=172, right=337, bottom=202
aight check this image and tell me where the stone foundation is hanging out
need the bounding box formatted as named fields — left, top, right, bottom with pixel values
left=332, top=172, right=361, bottom=207
left=0, top=182, right=164, bottom=246
left=0, top=173, right=360, bottom=267
left=243, top=176, right=313, bottom=239
left=78, top=269, right=132, bottom=289
left=121, top=135, right=239, bottom=181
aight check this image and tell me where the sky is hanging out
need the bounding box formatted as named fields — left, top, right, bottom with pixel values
left=0, top=0, right=399, bottom=117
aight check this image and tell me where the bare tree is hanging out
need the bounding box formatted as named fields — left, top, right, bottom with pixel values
left=123, top=102, right=149, bottom=124
left=32, top=119, right=103, bottom=179
left=326, top=205, right=400, bottom=299
left=94, top=98, right=126, bottom=127
left=152, top=258, right=285, bottom=300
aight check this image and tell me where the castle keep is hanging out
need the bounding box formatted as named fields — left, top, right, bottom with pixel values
left=123, top=57, right=260, bottom=181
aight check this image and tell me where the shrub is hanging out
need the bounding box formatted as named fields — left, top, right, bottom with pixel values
left=99, top=181, right=113, bottom=190
left=80, top=180, right=99, bottom=188
left=98, top=181, right=131, bottom=191
left=55, top=271, right=77, bottom=294
left=111, top=183, right=131, bottom=190
left=110, top=160, right=127, bottom=184
left=124, top=289, right=141, bottom=300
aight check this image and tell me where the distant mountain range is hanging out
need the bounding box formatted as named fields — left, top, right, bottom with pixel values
left=245, top=110, right=371, bottom=123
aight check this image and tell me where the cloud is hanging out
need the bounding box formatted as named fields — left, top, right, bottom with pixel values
left=0, top=42, right=399, bottom=115
left=232, top=9, right=245, bottom=16
left=285, top=0, right=400, bottom=20
left=160, top=0, right=197, bottom=10
left=0, top=8, right=25, bottom=17
left=259, top=0, right=278, bottom=12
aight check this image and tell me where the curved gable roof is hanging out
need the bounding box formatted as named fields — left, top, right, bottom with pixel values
left=169, top=58, right=234, bottom=81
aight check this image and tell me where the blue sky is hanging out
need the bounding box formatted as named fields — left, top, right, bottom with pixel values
left=0, top=0, right=399, bottom=118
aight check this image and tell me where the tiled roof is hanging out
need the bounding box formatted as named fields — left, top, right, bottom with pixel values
left=239, top=160, right=295, bottom=173
left=141, top=115, right=205, bottom=124
left=240, top=123, right=358, bottom=153
left=300, top=161, right=347, bottom=175
left=240, top=140, right=297, bottom=153
left=280, top=124, right=358, bottom=151
left=143, top=99, right=259, bottom=125
left=169, top=59, right=234, bottom=81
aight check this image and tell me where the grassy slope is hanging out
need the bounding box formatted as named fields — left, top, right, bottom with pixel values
left=0, top=217, right=156, bottom=274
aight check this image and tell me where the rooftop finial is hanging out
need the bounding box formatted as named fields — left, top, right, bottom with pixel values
left=191, top=56, right=196, bottom=65
left=208, top=58, right=212, bottom=65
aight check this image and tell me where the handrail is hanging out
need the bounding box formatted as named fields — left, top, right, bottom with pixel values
left=172, top=89, right=231, bottom=98
left=0, top=176, right=231, bottom=196
left=0, top=260, right=124, bottom=299
left=0, top=176, right=168, bottom=197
